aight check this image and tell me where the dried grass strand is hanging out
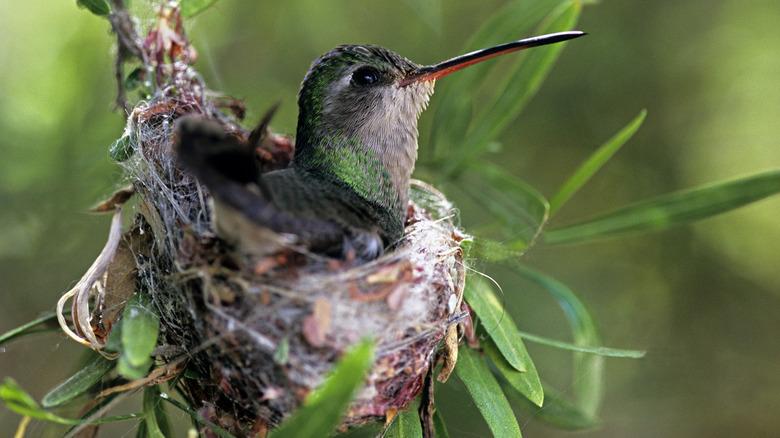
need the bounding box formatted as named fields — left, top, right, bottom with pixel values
left=57, top=208, right=124, bottom=351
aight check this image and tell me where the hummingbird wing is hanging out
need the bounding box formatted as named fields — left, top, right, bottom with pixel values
left=261, top=168, right=386, bottom=258
left=175, top=116, right=382, bottom=259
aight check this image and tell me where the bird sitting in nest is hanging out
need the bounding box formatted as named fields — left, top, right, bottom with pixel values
left=175, top=31, right=584, bottom=261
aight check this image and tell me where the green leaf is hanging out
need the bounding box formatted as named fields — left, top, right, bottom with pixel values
left=545, top=170, right=780, bottom=244
left=385, top=403, right=422, bottom=438
left=154, top=399, right=171, bottom=437
left=118, top=293, right=159, bottom=380
left=124, top=67, right=146, bottom=92
left=1, top=378, right=140, bottom=426
left=461, top=237, right=522, bottom=263
left=464, top=276, right=534, bottom=373
left=455, top=348, right=522, bottom=437
left=469, top=0, right=581, bottom=146
left=136, top=421, right=148, bottom=438
left=461, top=163, right=549, bottom=253
left=443, top=0, right=582, bottom=175
left=505, top=381, right=598, bottom=430
left=550, top=110, right=647, bottom=215
left=0, top=311, right=59, bottom=347
left=161, top=393, right=236, bottom=438
left=409, top=181, right=454, bottom=221
left=109, top=133, right=135, bottom=162
left=272, top=339, right=375, bottom=438
left=433, top=410, right=450, bottom=438
left=180, top=0, right=219, bottom=17
left=143, top=387, right=169, bottom=438
left=1, top=378, right=37, bottom=410
left=483, top=339, right=544, bottom=407
left=429, top=0, right=566, bottom=160
left=519, top=331, right=645, bottom=358
left=76, top=0, right=111, bottom=16
left=512, top=265, right=602, bottom=418
left=41, top=355, right=114, bottom=408
left=118, top=349, right=151, bottom=380
left=121, top=293, right=159, bottom=367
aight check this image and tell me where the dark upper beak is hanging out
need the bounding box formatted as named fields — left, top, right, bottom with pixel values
left=400, top=31, right=586, bottom=86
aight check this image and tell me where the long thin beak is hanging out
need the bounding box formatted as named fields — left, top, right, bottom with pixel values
left=400, top=31, right=586, bottom=86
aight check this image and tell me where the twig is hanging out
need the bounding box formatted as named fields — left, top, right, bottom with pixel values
left=97, top=356, right=188, bottom=398
left=91, top=185, right=135, bottom=213
left=418, top=360, right=436, bottom=438
left=108, top=0, right=146, bottom=114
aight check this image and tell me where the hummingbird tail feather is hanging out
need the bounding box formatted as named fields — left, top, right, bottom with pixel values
left=174, top=116, right=349, bottom=253
left=247, top=101, right=281, bottom=148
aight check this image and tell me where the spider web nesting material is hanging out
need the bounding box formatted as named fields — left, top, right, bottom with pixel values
left=89, top=7, right=468, bottom=434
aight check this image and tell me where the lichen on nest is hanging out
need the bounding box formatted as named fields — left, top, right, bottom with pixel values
left=56, top=4, right=468, bottom=435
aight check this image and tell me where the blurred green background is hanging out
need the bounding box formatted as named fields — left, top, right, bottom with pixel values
left=1, top=0, right=779, bottom=436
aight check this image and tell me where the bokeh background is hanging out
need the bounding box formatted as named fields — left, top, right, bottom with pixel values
left=1, top=0, right=779, bottom=436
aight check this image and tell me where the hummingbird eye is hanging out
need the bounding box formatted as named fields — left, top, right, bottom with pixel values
left=351, top=66, right=381, bottom=86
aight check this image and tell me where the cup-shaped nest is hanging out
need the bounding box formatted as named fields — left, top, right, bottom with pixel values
left=110, top=94, right=467, bottom=434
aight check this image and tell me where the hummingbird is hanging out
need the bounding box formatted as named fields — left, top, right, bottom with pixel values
left=176, top=31, right=585, bottom=261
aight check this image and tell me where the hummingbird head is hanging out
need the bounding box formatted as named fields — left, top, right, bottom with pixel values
left=293, top=32, right=585, bottom=233
left=294, top=45, right=431, bottom=180
left=293, top=44, right=436, bottom=226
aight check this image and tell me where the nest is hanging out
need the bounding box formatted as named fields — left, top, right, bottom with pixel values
left=56, top=5, right=467, bottom=436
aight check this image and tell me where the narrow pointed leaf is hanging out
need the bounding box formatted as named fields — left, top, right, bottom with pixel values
left=464, top=276, right=534, bottom=372
left=445, top=1, right=582, bottom=174
left=429, top=0, right=566, bottom=158
left=143, top=387, right=168, bottom=438
left=41, top=356, right=114, bottom=408
left=272, top=339, right=375, bottom=438
left=433, top=410, right=450, bottom=438
left=550, top=110, right=647, bottom=215
left=546, top=170, right=780, bottom=244
left=161, top=394, right=236, bottom=438
left=519, top=331, right=645, bottom=358
left=1, top=378, right=37, bottom=410
left=1, top=378, right=140, bottom=426
left=180, top=0, right=219, bottom=17
left=461, top=163, right=549, bottom=253
left=505, top=381, right=598, bottom=430
left=470, top=0, right=582, bottom=146
left=0, top=312, right=59, bottom=347
left=455, top=348, right=522, bottom=437
left=512, top=265, right=602, bottom=418
left=484, top=339, right=544, bottom=407
left=461, top=237, right=522, bottom=263
left=76, top=0, right=111, bottom=16
left=136, top=421, right=148, bottom=438
left=154, top=400, right=171, bottom=437
left=385, top=403, right=422, bottom=438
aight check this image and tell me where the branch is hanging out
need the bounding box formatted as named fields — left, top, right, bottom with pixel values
left=108, top=0, right=145, bottom=113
